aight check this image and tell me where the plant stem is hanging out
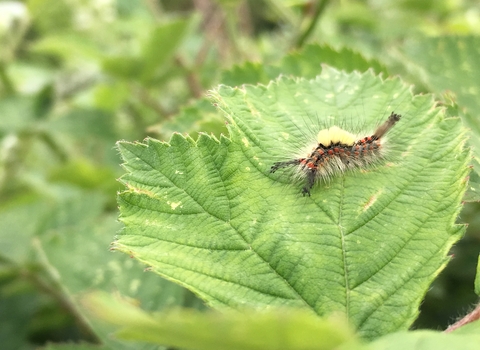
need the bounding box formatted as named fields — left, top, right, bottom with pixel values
left=444, top=303, right=480, bottom=333
left=175, top=56, right=203, bottom=99
left=223, top=4, right=242, bottom=61
left=295, top=0, right=331, bottom=49
left=263, top=0, right=298, bottom=28
left=37, top=130, right=69, bottom=163
left=27, top=238, right=102, bottom=343
left=134, top=85, right=169, bottom=117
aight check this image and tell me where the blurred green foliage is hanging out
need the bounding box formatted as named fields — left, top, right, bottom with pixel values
left=1, top=0, right=480, bottom=348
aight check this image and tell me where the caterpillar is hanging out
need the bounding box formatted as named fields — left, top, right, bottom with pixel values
left=270, top=112, right=401, bottom=196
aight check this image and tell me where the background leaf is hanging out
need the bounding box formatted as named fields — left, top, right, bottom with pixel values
left=82, top=291, right=359, bottom=350
left=139, top=19, right=191, bottom=82
left=0, top=189, right=182, bottom=349
left=369, top=323, right=480, bottom=350
left=402, top=36, right=480, bottom=174
left=403, top=36, right=480, bottom=116
left=221, top=44, right=388, bottom=86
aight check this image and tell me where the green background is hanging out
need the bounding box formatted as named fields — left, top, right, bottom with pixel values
left=1, top=0, right=480, bottom=349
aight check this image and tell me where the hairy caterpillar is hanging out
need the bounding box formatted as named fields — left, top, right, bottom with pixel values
left=270, top=112, right=401, bottom=196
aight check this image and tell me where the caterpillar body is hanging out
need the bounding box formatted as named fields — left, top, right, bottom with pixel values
left=270, top=112, right=401, bottom=196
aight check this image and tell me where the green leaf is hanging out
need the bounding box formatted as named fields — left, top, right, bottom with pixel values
left=147, top=97, right=227, bottom=140
left=48, top=158, right=119, bottom=193
left=101, top=19, right=190, bottom=83
left=82, top=291, right=359, bottom=350
left=31, top=33, right=104, bottom=62
left=0, top=290, right=39, bottom=350
left=47, top=108, right=117, bottom=139
left=140, top=19, right=191, bottom=82
left=221, top=44, right=389, bottom=86
left=403, top=36, right=480, bottom=116
left=221, top=62, right=273, bottom=86
left=402, top=36, right=480, bottom=174
left=464, top=172, right=480, bottom=203
left=40, top=342, right=110, bottom=350
left=442, top=98, right=479, bottom=201
left=28, top=0, right=73, bottom=33
left=35, top=191, right=194, bottom=349
left=276, top=45, right=388, bottom=78
left=102, top=56, right=144, bottom=81
left=0, top=186, right=196, bottom=349
left=0, top=96, right=36, bottom=132
left=93, top=81, right=130, bottom=112
left=0, top=193, right=52, bottom=262
left=369, top=327, right=480, bottom=350
left=116, top=69, right=469, bottom=339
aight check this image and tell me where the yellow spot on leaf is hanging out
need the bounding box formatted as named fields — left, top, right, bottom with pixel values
left=363, top=191, right=382, bottom=211
left=170, top=201, right=181, bottom=210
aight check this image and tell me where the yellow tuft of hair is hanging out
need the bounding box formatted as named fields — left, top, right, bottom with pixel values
left=317, top=126, right=356, bottom=146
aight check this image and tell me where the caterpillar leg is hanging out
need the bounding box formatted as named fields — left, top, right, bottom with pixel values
left=270, top=159, right=302, bottom=173
left=301, top=169, right=316, bottom=197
